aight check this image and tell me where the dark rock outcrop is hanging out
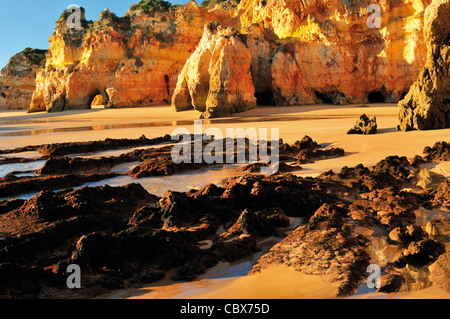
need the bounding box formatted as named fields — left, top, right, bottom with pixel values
left=423, top=141, right=450, bottom=161
left=1, top=133, right=449, bottom=298
left=347, top=114, right=377, bottom=135
left=377, top=273, right=407, bottom=293
left=388, top=224, right=428, bottom=244
left=220, top=208, right=290, bottom=239
left=431, top=180, right=450, bottom=209
left=249, top=204, right=371, bottom=297
left=391, top=238, right=446, bottom=268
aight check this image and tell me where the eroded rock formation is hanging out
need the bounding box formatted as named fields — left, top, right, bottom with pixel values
left=398, top=0, right=450, bottom=131
left=15, top=0, right=434, bottom=116
left=347, top=114, right=378, bottom=135
left=28, top=2, right=231, bottom=112
left=172, top=22, right=257, bottom=118
left=0, top=48, right=47, bottom=110
left=173, top=0, right=433, bottom=116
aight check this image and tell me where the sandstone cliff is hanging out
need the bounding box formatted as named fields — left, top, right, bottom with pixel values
left=0, top=48, right=47, bottom=110
left=29, top=1, right=233, bottom=112
left=398, top=0, right=450, bottom=131
left=172, top=0, right=432, bottom=116
left=172, top=22, right=256, bottom=118
left=13, top=0, right=439, bottom=117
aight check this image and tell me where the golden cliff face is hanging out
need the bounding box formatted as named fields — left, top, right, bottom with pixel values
left=235, top=0, right=431, bottom=105
left=25, top=0, right=435, bottom=116
left=172, top=23, right=256, bottom=118
left=0, top=49, right=46, bottom=110
left=29, top=1, right=231, bottom=112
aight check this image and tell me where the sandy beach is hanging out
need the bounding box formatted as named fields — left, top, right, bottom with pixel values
left=1, top=103, right=449, bottom=178
left=108, top=264, right=342, bottom=299
left=100, top=257, right=450, bottom=300
left=6, top=103, right=443, bottom=299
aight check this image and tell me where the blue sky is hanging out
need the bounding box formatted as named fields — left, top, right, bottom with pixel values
left=0, top=0, right=189, bottom=69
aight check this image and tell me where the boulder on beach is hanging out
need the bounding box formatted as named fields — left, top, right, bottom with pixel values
left=347, top=114, right=377, bottom=135
left=423, top=141, right=450, bottom=161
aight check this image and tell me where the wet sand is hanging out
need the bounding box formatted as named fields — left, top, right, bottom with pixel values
left=128, top=265, right=342, bottom=299
left=1, top=103, right=449, bottom=299
left=100, top=259, right=450, bottom=300
left=1, top=104, right=449, bottom=178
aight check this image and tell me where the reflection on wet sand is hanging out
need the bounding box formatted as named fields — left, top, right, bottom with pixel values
left=0, top=114, right=388, bottom=137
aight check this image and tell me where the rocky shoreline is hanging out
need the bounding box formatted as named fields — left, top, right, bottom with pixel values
left=0, top=134, right=448, bottom=298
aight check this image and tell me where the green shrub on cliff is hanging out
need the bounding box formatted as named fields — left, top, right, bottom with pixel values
left=20, top=48, right=47, bottom=55
left=133, top=0, right=174, bottom=12
left=85, top=9, right=131, bottom=34
left=206, top=20, right=222, bottom=31
left=19, top=48, right=47, bottom=65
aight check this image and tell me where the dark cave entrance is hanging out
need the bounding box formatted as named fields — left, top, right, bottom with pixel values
left=314, top=91, right=334, bottom=104
left=399, top=91, right=408, bottom=100
left=367, top=90, right=385, bottom=103
left=255, top=91, right=274, bottom=106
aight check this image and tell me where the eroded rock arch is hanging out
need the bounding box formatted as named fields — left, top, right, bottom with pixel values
left=87, top=89, right=110, bottom=109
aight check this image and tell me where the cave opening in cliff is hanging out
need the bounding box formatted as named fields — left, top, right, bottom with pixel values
left=367, top=91, right=385, bottom=103
left=88, top=90, right=108, bottom=109
left=314, top=91, right=333, bottom=104
left=90, top=94, right=104, bottom=109
left=255, top=91, right=274, bottom=106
